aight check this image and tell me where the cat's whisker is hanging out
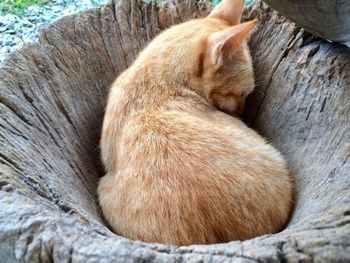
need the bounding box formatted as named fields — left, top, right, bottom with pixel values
left=252, top=90, right=265, bottom=95
left=254, top=82, right=268, bottom=86
left=254, top=80, right=272, bottom=87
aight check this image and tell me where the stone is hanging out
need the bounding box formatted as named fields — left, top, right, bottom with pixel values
left=27, top=5, right=40, bottom=13
left=0, top=26, right=7, bottom=32
left=3, top=14, right=17, bottom=23
left=7, top=22, right=15, bottom=30
left=0, top=46, right=9, bottom=53
left=0, top=0, right=109, bottom=62
left=27, top=16, right=39, bottom=23
left=52, top=6, right=62, bottom=13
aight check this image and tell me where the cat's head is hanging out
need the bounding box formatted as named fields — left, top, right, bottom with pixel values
left=139, top=0, right=256, bottom=115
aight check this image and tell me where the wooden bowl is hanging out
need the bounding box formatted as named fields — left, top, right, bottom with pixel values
left=0, top=0, right=349, bottom=262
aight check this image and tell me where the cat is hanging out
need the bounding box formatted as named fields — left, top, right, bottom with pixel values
left=98, top=0, right=293, bottom=245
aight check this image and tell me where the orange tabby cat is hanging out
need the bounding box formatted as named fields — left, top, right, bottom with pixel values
left=98, top=0, right=293, bottom=245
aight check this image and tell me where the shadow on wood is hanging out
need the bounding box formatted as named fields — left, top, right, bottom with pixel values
left=0, top=0, right=349, bottom=262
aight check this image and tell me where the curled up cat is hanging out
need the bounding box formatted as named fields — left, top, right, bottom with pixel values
left=98, top=0, right=293, bottom=245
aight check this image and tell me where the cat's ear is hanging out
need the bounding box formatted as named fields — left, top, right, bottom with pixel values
left=208, top=0, right=244, bottom=25
left=207, top=20, right=257, bottom=67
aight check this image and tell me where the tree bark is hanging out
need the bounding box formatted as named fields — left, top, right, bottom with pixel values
left=0, top=0, right=349, bottom=262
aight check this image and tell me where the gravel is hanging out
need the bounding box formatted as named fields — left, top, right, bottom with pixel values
left=0, top=0, right=106, bottom=63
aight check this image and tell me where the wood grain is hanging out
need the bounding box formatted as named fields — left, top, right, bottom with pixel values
left=0, top=0, right=349, bottom=262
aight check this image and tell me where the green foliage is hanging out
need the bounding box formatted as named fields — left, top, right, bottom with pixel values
left=0, top=0, right=49, bottom=16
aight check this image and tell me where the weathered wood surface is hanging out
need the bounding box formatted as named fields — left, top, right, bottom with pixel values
left=0, top=0, right=349, bottom=262
left=262, top=0, right=350, bottom=45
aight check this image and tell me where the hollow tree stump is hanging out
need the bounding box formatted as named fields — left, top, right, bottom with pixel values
left=0, top=0, right=349, bottom=262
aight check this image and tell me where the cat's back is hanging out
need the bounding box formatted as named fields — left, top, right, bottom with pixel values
left=99, top=101, right=292, bottom=244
